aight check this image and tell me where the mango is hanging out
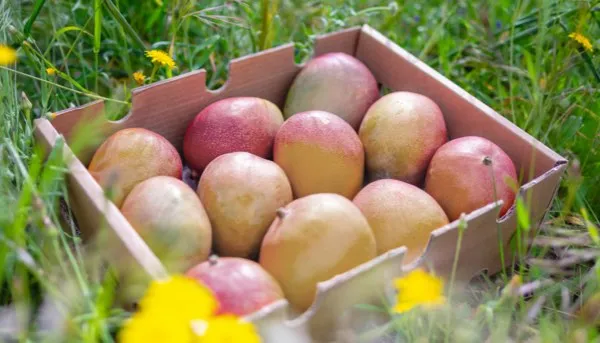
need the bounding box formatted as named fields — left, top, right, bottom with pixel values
left=283, top=52, right=380, bottom=130
left=424, top=136, right=518, bottom=221
left=353, top=179, right=449, bottom=264
left=274, top=110, right=364, bottom=199
left=197, top=152, right=293, bottom=258
left=186, top=256, right=285, bottom=316
left=359, top=91, right=448, bottom=185
left=88, top=128, right=182, bottom=207
left=183, top=97, right=283, bottom=172
left=120, top=176, right=212, bottom=272
left=259, top=193, right=377, bottom=312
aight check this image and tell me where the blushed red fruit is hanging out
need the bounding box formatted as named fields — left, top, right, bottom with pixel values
left=353, top=179, right=449, bottom=264
left=186, top=256, right=285, bottom=316
left=183, top=97, right=284, bottom=172
left=283, top=52, right=380, bottom=130
left=88, top=128, right=182, bottom=207
left=274, top=110, right=364, bottom=199
left=259, top=193, right=377, bottom=312
left=359, top=91, right=448, bottom=185
left=121, top=176, right=212, bottom=272
left=424, top=136, right=518, bottom=221
left=197, top=152, right=293, bottom=258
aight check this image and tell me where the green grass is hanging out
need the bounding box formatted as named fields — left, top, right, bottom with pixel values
left=2, top=0, right=600, bottom=341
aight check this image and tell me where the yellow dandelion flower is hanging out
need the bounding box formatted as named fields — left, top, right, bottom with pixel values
left=569, top=32, right=593, bottom=52
left=46, top=68, right=57, bottom=76
left=392, top=268, right=446, bottom=314
left=193, top=315, right=261, bottom=343
left=0, top=44, right=17, bottom=66
left=119, top=311, right=195, bottom=343
left=47, top=112, right=57, bottom=120
left=145, top=49, right=176, bottom=69
left=137, top=276, right=219, bottom=322
left=133, top=71, right=146, bottom=85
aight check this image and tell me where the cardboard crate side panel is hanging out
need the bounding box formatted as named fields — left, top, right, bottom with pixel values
left=51, top=100, right=105, bottom=141
left=300, top=248, right=405, bottom=341
left=33, top=118, right=60, bottom=157
left=313, top=26, right=361, bottom=57
left=356, top=26, right=561, bottom=182
left=35, top=118, right=167, bottom=280
left=248, top=301, right=313, bottom=343
left=501, top=162, right=567, bottom=268
left=125, top=70, right=208, bottom=150
left=68, top=159, right=168, bottom=280
left=413, top=201, right=504, bottom=281
left=518, top=163, right=567, bottom=227
left=226, top=43, right=298, bottom=106
left=48, top=101, right=112, bottom=164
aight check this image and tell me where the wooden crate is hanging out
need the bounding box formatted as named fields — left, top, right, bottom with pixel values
left=33, top=25, right=567, bottom=342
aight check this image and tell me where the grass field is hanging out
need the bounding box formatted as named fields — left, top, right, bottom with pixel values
left=2, top=0, right=600, bottom=342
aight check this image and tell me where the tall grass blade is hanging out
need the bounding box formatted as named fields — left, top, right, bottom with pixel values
left=24, top=0, right=46, bottom=38
left=94, top=0, right=102, bottom=93
left=103, top=0, right=148, bottom=50
left=259, top=0, right=279, bottom=50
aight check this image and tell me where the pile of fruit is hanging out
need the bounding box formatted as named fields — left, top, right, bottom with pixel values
left=87, top=52, right=518, bottom=315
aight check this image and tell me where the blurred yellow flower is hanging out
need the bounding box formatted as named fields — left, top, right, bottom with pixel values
left=145, top=49, right=176, bottom=69
left=193, top=315, right=261, bottom=343
left=118, top=275, right=262, bottom=343
left=133, top=71, right=146, bottom=85
left=119, top=311, right=195, bottom=343
left=0, top=44, right=17, bottom=66
left=393, top=268, right=446, bottom=313
left=137, top=275, right=218, bottom=321
left=569, top=32, right=593, bottom=52
left=46, top=68, right=57, bottom=76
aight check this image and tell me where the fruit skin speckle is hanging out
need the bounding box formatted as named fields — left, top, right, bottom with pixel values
left=274, top=110, right=365, bottom=199
left=183, top=97, right=283, bottom=172
left=283, top=52, right=380, bottom=130
left=424, top=136, right=518, bottom=221
left=88, top=128, right=182, bottom=207
left=359, top=91, right=448, bottom=186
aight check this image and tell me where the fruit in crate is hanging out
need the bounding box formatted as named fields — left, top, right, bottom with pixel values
left=353, top=179, right=449, bottom=264
left=88, top=128, right=182, bottom=207
left=183, top=96, right=284, bottom=172
left=120, top=176, right=212, bottom=271
left=359, top=91, right=448, bottom=185
left=273, top=110, right=364, bottom=199
left=259, top=193, right=377, bottom=312
left=283, top=52, right=380, bottom=130
left=186, top=256, right=285, bottom=316
left=197, top=152, right=293, bottom=258
left=424, top=136, right=518, bottom=221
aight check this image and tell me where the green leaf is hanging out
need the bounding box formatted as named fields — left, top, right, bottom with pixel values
left=24, top=0, right=47, bottom=38
left=515, top=197, right=530, bottom=232
left=54, top=26, right=93, bottom=39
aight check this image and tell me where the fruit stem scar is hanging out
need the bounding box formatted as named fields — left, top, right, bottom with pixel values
left=276, top=208, right=289, bottom=219
left=208, top=254, right=219, bottom=266
left=483, top=156, right=492, bottom=166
